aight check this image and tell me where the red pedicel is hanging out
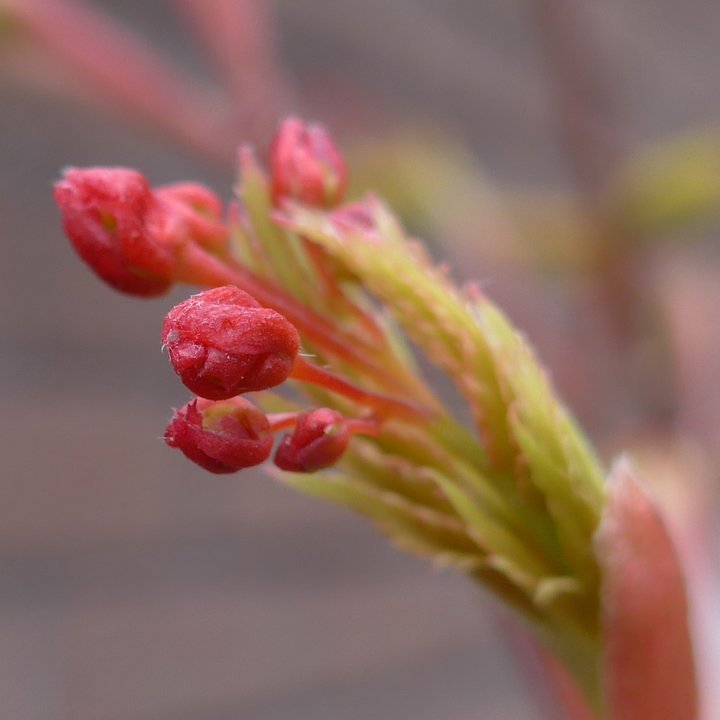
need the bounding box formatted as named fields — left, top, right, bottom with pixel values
left=270, top=117, right=347, bottom=208
left=54, top=167, right=228, bottom=297
left=274, top=408, right=350, bottom=472
left=165, top=396, right=273, bottom=473
left=162, top=286, right=300, bottom=400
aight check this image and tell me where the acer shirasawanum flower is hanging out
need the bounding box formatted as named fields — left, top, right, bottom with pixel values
left=165, top=396, right=273, bottom=473
left=274, top=408, right=350, bottom=472
left=54, top=167, right=175, bottom=297
left=56, top=117, right=698, bottom=718
left=54, top=167, right=228, bottom=297
left=270, top=116, right=347, bottom=208
left=162, top=285, right=300, bottom=399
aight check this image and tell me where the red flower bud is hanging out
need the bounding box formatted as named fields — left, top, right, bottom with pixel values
left=274, top=408, right=350, bottom=472
left=54, top=168, right=228, bottom=297
left=54, top=167, right=174, bottom=296
left=162, top=286, right=300, bottom=400
left=165, top=397, right=273, bottom=473
left=270, top=117, right=346, bottom=208
left=153, top=182, right=228, bottom=254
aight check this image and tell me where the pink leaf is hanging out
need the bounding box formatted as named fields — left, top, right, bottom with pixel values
left=596, top=459, right=698, bottom=720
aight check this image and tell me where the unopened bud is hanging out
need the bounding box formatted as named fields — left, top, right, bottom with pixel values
left=162, top=286, right=300, bottom=400
left=54, top=168, right=228, bottom=297
left=54, top=167, right=174, bottom=296
left=165, top=396, right=273, bottom=473
left=270, top=117, right=346, bottom=208
left=153, top=182, right=228, bottom=254
left=274, top=408, right=350, bottom=472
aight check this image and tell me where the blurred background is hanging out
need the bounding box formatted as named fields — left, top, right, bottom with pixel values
left=1, top=1, right=719, bottom=718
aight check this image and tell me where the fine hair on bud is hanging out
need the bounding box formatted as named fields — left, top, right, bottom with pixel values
left=162, top=286, right=300, bottom=400
left=274, top=408, right=350, bottom=472
left=55, top=168, right=229, bottom=297
left=54, top=167, right=176, bottom=297
left=164, top=397, right=273, bottom=473
left=270, top=117, right=347, bottom=208
left=152, top=182, right=228, bottom=253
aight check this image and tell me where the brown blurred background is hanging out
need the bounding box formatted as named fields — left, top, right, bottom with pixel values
left=1, top=1, right=719, bottom=718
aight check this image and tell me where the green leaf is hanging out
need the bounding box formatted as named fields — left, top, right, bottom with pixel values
left=283, top=199, right=517, bottom=471
left=237, top=147, right=317, bottom=300
left=278, top=470, right=484, bottom=571
left=609, top=131, right=720, bottom=237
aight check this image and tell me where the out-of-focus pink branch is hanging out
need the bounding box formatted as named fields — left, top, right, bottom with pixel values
left=596, top=460, right=698, bottom=720
left=0, top=0, right=237, bottom=160
left=533, top=0, right=621, bottom=197
left=657, top=261, right=720, bottom=718
left=537, top=647, right=594, bottom=720
left=175, top=0, right=292, bottom=145
left=507, top=624, right=594, bottom=720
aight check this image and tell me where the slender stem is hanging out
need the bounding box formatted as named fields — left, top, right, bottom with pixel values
left=267, top=411, right=381, bottom=437
left=176, top=242, right=439, bottom=409
left=301, top=237, right=386, bottom=342
left=174, top=0, right=291, bottom=144
left=5, top=0, right=236, bottom=160
left=266, top=412, right=300, bottom=432
left=534, top=0, right=634, bottom=341
left=533, top=0, right=621, bottom=197
left=533, top=0, right=675, bottom=432
left=346, top=417, right=381, bottom=437
left=290, top=357, right=432, bottom=422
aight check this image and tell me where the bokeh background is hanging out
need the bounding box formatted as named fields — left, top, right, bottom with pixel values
left=1, top=1, right=719, bottom=718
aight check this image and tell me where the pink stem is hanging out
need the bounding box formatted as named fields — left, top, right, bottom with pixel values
left=302, top=238, right=386, bottom=343
left=346, top=417, right=381, bottom=437
left=266, top=412, right=300, bottom=432
left=267, top=412, right=380, bottom=437
left=4, top=0, right=236, bottom=160
left=290, top=357, right=430, bottom=422
left=175, top=243, right=430, bottom=403
left=174, top=0, right=291, bottom=142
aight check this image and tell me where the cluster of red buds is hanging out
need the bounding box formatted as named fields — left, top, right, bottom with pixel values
left=160, top=284, right=380, bottom=473
left=53, top=110, right=701, bottom=716
left=54, top=118, right=406, bottom=475
left=54, top=167, right=228, bottom=297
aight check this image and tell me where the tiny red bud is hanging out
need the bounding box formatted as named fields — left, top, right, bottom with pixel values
left=270, top=117, right=346, bottom=208
left=162, top=286, right=300, bottom=400
left=165, top=397, right=273, bottom=473
left=153, top=182, right=228, bottom=253
left=274, top=408, right=350, bottom=472
left=54, top=167, right=174, bottom=296
left=54, top=168, right=228, bottom=297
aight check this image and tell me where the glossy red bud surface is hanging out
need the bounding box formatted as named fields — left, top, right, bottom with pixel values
left=164, top=396, right=273, bottom=473
left=274, top=408, right=350, bottom=472
left=153, top=182, right=228, bottom=253
left=162, top=286, right=300, bottom=400
left=54, top=167, right=174, bottom=296
left=270, top=117, right=346, bottom=208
